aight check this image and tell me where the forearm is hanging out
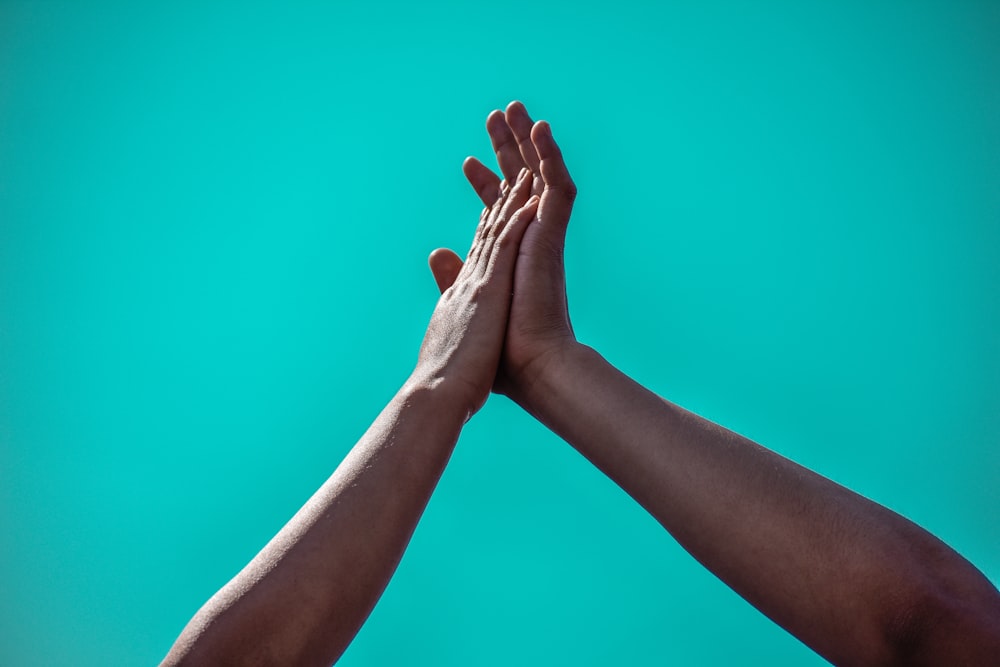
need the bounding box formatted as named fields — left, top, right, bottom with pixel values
left=515, top=342, right=1000, bottom=665
left=163, top=375, right=468, bottom=667
left=161, top=157, right=539, bottom=666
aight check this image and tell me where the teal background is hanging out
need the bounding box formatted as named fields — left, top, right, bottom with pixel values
left=2, top=1, right=998, bottom=664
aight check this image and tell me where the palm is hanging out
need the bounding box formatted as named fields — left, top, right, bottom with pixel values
left=429, top=101, right=576, bottom=395
left=453, top=102, right=578, bottom=394
left=499, top=206, right=570, bottom=379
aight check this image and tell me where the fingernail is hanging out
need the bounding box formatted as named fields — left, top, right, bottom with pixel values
left=518, top=167, right=529, bottom=181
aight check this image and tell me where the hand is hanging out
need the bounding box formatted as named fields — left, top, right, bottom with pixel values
left=429, top=102, right=578, bottom=398
left=417, top=167, right=539, bottom=418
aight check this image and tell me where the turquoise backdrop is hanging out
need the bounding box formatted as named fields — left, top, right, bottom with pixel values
left=2, top=1, right=998, bottom=664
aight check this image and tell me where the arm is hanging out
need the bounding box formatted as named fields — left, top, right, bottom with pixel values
left=162, top=169, right=540, bottom=666
left=522, top=344, right=1000, bottom=665
left=458, top=102, right=1000, bottom=665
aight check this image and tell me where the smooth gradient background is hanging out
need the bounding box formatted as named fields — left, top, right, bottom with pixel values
left=2, top=1, right=998, bottom=664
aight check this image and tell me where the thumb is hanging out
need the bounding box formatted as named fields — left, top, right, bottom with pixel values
left=428, top=248, right=464, bottom=293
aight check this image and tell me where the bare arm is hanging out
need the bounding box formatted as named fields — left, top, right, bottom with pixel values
left=520, top=342, right=1000, bottom=665
left=456, top=102, right=1000, bottom=665
left=162, top=169, right=540, bottom=666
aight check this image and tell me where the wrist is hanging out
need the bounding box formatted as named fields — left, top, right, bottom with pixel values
left=404, top=367, right=487, bottom=424
left=502, top=339, right=589, bottom=409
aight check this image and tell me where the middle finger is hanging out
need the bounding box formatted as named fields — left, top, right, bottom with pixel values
left=487, top=110, right=527, bottom=185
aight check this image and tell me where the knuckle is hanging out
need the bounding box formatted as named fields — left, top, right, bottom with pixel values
left=555, top=185, right=576, bottom=205
left=563, top=180, right=578, bottom=201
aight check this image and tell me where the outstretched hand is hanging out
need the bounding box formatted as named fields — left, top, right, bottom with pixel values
left=417, top=167, right=539, bottom=418
left=429, top=102, right=578, bottom=398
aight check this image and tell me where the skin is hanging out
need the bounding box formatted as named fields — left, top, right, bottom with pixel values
left=163, top=102, right=1000, bottom=666
left=445, top=101, right=1000, bottom=666
left=161, top=169, right=540, bottom=666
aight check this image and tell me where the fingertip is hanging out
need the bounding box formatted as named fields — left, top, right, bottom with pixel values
left=506, top=101, right=535, bottom=137
left=486, top=109, right=506, bottom=128
left=462, top=155, right=482, bottom=174
left=524, top=194, right=541, bottom=213
left=432, top=246, right=463, bottom=259
left=531, top=174, right=544, bottom=196
left=428, top=247, right=464, bottom=293
left=531, top=121, right=548, bottom=151
left=428, top=247, right=448, bottom=266
left=499, top=196, right=540, bottom=252
left=512, top=195, right=540, bottom=222
left=531, top=120, right=563, bottom=161
left=506, top=100, right=526, bottom=114
left=531, top=120, right=551, bottom=140
left=427, top=248, right=443, bottom=278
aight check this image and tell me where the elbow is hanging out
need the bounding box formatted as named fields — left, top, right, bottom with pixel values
left=882, top=575, right=1000, bottom=666
left=160, top=627, right=211, bottom=667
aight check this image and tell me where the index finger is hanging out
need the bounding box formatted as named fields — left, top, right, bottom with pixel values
left=531, top=120, right=577, bottom=223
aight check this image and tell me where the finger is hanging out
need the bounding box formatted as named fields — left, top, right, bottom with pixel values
left=489, top=167, right=533, bottom=238
left=428, top=248, right=465, bottom=293
left=486, top=195, right=540, bottom=279
left=478, top=167, right=533, bottom=277
left=487, top=109, right=526, bottom=185
left=531, top=120, right=577, bottom=228
left=532, top=120, right=576, bottom=198
left=505, top=101, right=540, bottom=173
left=496, top=167, right=533, bottom=230
left=465, top=206, right=492, bottom=269
left=531, top=172, right=543, bottom=197
left=463, top=156, right=501, bottom=207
